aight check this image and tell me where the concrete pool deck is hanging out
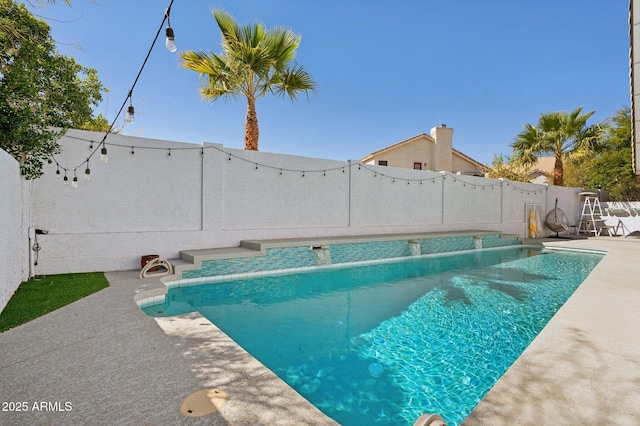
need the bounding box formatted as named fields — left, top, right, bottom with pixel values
left=464, top=236, right=640, bottom=425
left=0, top=236, right=638, bottom=425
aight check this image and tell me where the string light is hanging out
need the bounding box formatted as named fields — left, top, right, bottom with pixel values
left=100, top=143, right=108, bottom=163
left=71, top=170, right=78, bottom=188
left=55, top=131, right=543, bottom=194
left=165, top=27, right=177, bottom=52
left=84, top=160, right=91, bottom=181
left=48, top=0, right=178, bottom=185
left=165, top=6, right=177, bottom=52
left=124, top=91, right=135, bottom=123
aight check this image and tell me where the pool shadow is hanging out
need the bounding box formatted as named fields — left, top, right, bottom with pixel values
left=443, top=285, right=472, bottom=305
left=442, top=267, right=535, bottom=304
left=476, top=266, right=555, bottom=284
left=441, top=261, right=552, bottom=305
left=486, top=281, right=528, bottom=301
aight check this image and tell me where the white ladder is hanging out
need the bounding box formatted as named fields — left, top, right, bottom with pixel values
left=577, top=193, right=604, bottom=235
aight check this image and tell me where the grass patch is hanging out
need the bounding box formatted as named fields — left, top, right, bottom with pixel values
left=0, top=272, right=109, bottom=332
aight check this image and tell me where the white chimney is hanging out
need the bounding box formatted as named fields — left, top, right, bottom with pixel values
left=430, top=124, right=453, bottom=172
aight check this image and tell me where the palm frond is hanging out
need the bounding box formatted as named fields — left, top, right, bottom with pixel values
left=213, top=9, right=240, bottom=45
left=180, top=50, right=240, bottom=101
left=238, top=21, right=266, bottom=48
left=271, top=63, right=317, bottom=100
left=267, top=27, right=300, bottom=70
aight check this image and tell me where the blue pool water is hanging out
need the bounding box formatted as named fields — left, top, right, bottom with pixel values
left=143, top=247, right=602, bottom=425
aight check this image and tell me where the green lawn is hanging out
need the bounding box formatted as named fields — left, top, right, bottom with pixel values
left=0, top=272, right=109, bottom=332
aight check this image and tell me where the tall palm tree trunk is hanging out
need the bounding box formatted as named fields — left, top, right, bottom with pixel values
left=244, top=97, right=259, bottom=151
left=553, top=154, right=564, bottom=186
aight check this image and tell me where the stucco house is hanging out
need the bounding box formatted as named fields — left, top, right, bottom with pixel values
left=360, top=125, right=485, bottom=176
left=525, top=156, right=555, bottom=184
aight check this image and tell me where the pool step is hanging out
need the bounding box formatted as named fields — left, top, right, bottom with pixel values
left=160, top=246, right=264, bottom=283
left=180, top=246, right=261, bottom=263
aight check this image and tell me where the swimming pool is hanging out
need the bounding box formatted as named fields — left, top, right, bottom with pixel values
left=142, top=246, right=602, bottom=425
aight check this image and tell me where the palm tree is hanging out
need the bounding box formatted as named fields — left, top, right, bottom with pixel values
left=511, top=106, right=606, bottom=186
left=180, top=10, right=317, bottom=151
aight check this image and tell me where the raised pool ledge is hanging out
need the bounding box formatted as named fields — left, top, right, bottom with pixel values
left=160, top=231, right=522, bottom=288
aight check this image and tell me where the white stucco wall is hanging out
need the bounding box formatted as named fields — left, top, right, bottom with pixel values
left=23, top=129, right=584, bottom=275
left=350, top=165, right=444, bottom=226
left=0, top=149, right=28, bottom=313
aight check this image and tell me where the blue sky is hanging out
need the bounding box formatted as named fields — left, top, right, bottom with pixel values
left=35, top=0, right=629, bottom=165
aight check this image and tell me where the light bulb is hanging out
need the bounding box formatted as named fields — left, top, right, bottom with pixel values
left=63, top=174, right=69, bottom=185
left=124, top=105, right=135, bottom=123
left=72, top=176, right=78, bottom=188
left=100, top=146, right=108, bottom=162
left=165, top=27, right=177, bottom=52
left=84, top=167, right=91, bottom=181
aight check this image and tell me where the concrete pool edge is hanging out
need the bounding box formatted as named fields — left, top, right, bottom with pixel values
left=151, top=311, right=339, bottom=425
left=0, top=269, right=340, bottom=426
left=463, top=237, right=640, bottom=425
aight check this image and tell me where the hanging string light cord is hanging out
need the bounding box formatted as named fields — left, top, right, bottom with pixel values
left=51, top=0, right=175, bottom=174
left=101, top=0, right=175, bottom=137
left=59, top=132, right=547, bottom=194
